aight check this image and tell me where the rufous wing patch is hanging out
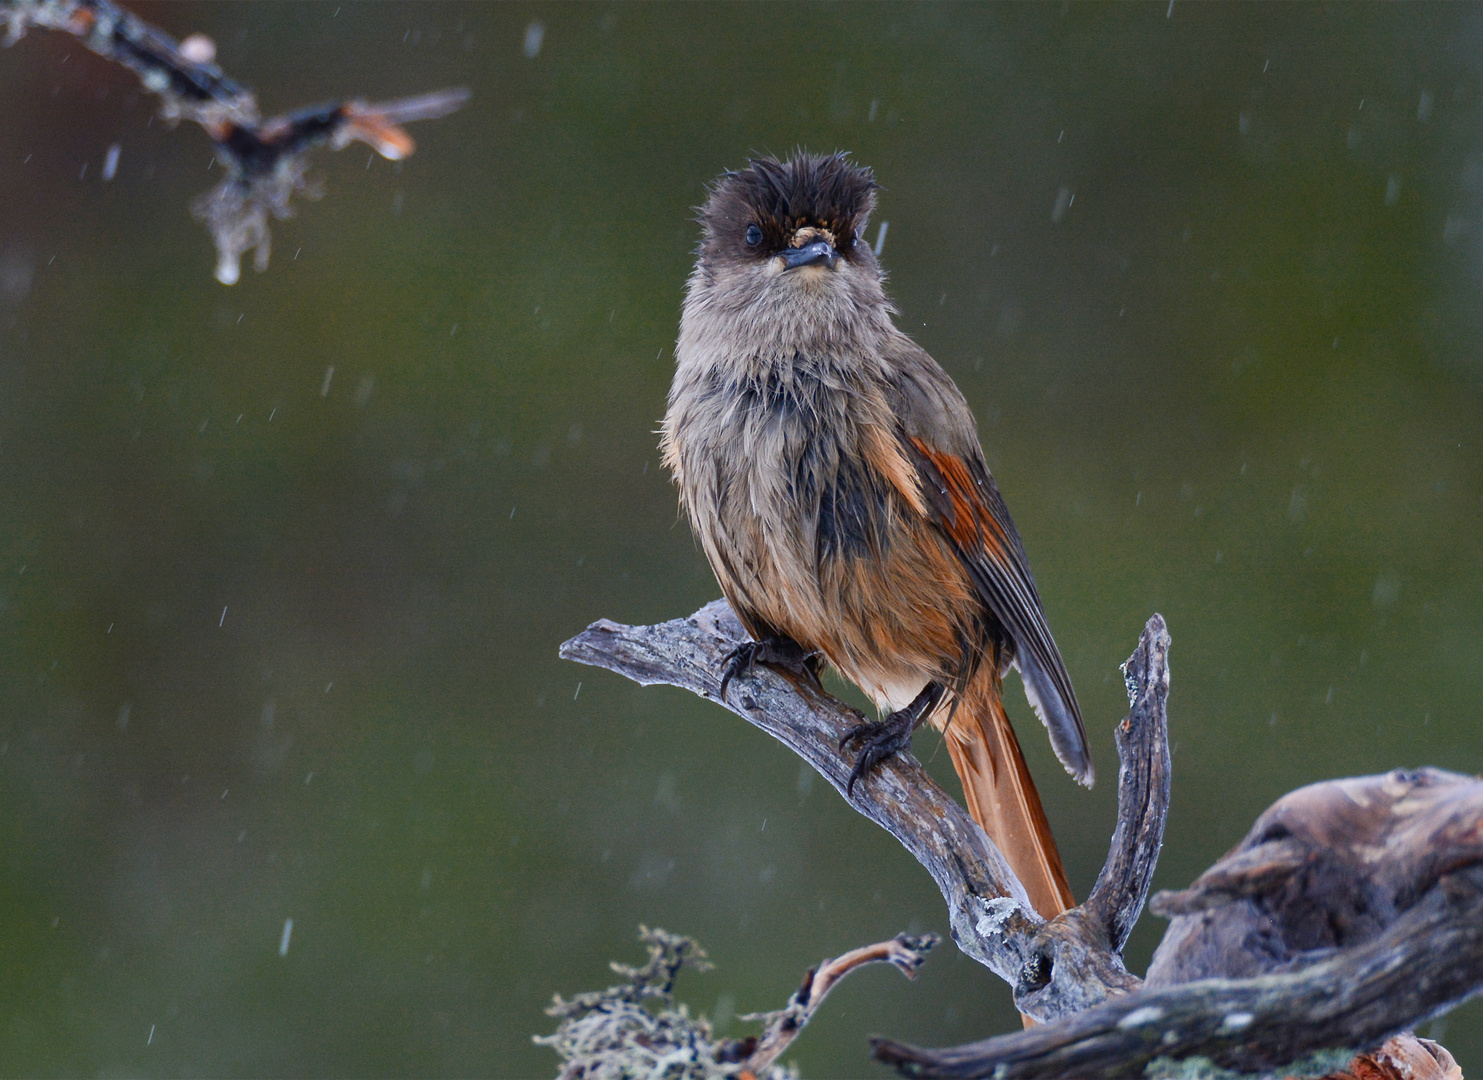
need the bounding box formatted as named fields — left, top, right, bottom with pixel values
left=862, top=425, right=928, bottom=518
left=907, top=437, right=1009, bottom=560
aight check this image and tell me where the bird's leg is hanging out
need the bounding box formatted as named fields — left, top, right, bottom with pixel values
left=719, top=634, right=819, bottom=703
left=839, top=682, right=947, bottom=797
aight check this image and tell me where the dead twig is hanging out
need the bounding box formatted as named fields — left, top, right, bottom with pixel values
left=739, top=932, right=939, bottom=1074
left=2, top=0, right=469, bottom=283
left=871, top=863, right=1483, bottom=1078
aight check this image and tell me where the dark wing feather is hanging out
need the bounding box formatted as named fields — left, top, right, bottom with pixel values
left=902, top=434, right=1093, bottom=786
left=884, top=346, right=1094, bottom=787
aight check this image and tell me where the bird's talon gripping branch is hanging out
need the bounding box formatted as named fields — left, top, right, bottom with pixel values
left=840, top=683, right=945, bottom=797
left=717, top=642, right=759, bottom=703
left=841, top=717, right=910, bottom=797
left=718, top=635, right=813, bottom=703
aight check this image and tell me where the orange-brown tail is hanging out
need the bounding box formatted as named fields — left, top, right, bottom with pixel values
left=934, top=666, right=1073, bottom=919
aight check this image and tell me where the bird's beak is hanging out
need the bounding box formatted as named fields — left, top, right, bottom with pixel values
left=780, top=239, right=839, bottom=271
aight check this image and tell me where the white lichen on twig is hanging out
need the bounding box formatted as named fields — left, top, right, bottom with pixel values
left=535, top=927, right=795, bottom=1080
left=536, top=926, right=939, bottom=1079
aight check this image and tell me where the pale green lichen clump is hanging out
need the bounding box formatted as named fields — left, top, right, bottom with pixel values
left=535, top=927, right=798, bottom=1080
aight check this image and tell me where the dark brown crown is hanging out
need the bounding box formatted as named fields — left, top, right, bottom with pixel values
left=697, top=152, right=878, bottom=262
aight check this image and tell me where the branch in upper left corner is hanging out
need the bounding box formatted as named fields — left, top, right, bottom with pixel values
left=2, top=0, right=470, bottom=284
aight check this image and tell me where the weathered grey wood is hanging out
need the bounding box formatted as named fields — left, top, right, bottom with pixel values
left=560, top=601, right=1172, bottom=1021
left=870, top=864, right=1483, bottom=1078
left=878, top=767, right=1483, bottom=1076
left=1145, top=767, right=1483, bottom=986
left=1080, top=615, right=1171, bottom=956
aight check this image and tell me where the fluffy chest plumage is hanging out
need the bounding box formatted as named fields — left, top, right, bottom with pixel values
left=667, top=357, right=896, bottom=587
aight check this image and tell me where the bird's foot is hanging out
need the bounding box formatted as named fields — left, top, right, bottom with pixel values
left=718, top=635, right=816, bottom=703
left=839, top=713, right=917, bottom=798
left=838, top=682, right=946, bottom=797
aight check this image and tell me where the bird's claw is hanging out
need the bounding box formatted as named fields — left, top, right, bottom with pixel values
left=837, top=682, right=944, bottom=798
left=718, top=641, right=761, bottom=703
left=718, top=636, right=816, bottom=703
left=840, top=714, right=915, bottom=798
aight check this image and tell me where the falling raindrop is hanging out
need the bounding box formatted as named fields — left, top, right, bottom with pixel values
left=1051, top=186, right=1072, bottom=223
left=523, top=21, right=544, bottom=59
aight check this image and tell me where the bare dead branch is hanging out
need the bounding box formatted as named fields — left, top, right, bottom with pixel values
left=1146, top=768, right=1483, bottom=985
left=560, top=600, right=1173, bottom=1022
left=2, top=0, right=469, bottom=283
left=3, top=0, right=256, bottom=125
left=562, top=601, right=1483, bottom=1076
left=1081, top=614, right=1171, bottom=955
left=739, top=932, right=939, bottom=1074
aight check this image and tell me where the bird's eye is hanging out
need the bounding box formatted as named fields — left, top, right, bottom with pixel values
left=745, top=224, right=763, bottom=247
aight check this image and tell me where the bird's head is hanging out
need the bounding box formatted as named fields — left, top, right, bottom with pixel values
left=692, top=152, right=883, bottom=304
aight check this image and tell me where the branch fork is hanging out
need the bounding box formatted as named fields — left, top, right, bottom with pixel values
left=562, top=601, right=1483, bottom=1076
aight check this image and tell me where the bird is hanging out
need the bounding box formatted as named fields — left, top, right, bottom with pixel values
left=659, top=152, right=1092, bottom=920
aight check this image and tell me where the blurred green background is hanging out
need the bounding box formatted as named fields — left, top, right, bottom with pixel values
left=1, top=2, right=1481, bottom=1075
